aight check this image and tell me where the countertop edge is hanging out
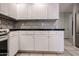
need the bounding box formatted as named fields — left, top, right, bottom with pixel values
left=10, top=29, right=65, bottom=31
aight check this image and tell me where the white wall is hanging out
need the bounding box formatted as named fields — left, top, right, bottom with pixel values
left=76, top=12, right=79, bottom=33
left=55, top=13, right=64, bottom=29
left=59, top=13, right=72, bottom=39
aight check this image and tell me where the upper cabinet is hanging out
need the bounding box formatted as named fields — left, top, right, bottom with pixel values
left=17, top=4, right=28, bottom=19
left=16, top=3, right=59, bottom=19
left=8, top=4, right=17, bottom=19
left=0, top=3, right=59, bottom=19
left=0, top=3, right=17, bottom=19
left=47, top=4, right=59, bottom=19
left=30, top=4, right=48, bottom=19
left=0, top=3, right=9, bottom=16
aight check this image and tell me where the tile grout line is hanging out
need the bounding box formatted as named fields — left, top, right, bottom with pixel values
left=65, top=49, right=73, bottom=56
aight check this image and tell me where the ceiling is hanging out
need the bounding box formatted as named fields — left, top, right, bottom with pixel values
left=59, top=3, right=73, bottom=13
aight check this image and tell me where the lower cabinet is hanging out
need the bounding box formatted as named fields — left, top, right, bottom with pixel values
left=19, top=31, right=64, bottom=52
left=49, top=31, right=64, bottom=52
left=56, top=31, right=64, bottom=51
left=34, top=35, right=48, bottom=51
left=49, top=35, right=58, bottom=51
left=8, top=31, right=19, bottom=56
left=19, top=35, right=34, bottom=50
left=8, top=31, right=64, bottom=55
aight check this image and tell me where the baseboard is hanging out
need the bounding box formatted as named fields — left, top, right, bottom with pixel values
left=64, top=38, right=70, bottom=39
left=14, top=51, right=19, bottom=56
left=19, top=50, right=64, bottom=54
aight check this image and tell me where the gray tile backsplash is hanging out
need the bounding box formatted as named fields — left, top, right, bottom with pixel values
left=0, top=19, right=15, bottom=29
left=15, top=20, right=57, bottom=29
left=0, top=13, right=16, bottom=29
left=0, top=18, right=58, bottom=29
left=0, top=13, right=58, bottom=29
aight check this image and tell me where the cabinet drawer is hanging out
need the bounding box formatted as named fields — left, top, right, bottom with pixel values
left=34, top=31, right=48, bottom=35
left=48, top=31, right=57, bottom=35
left=19, top=35, right=33, bottom=39
left=49, top=35, right=57, bottom=39
left=9, top=31, right=18, bottom=37
left=19, top=31, right=34, bottom=35
left=34, top=35, right=48, bottom=40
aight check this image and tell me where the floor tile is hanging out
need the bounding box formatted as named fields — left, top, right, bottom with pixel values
left=19, top=53, right=30, bottom=56
left=43, top=53, right=57, bottom=56
left=30, top=53, right=43, bottom=56
left=67, top=51, right=79, bottom=56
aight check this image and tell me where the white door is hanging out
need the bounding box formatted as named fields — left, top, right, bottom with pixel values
left=34, top=35, right=48, bottom=51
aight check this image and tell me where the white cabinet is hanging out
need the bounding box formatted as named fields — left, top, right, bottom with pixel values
left=56, top=31, right=64, bottom=51
left=30, top=5, right=48, bottom=19
left=34, top=31, right=48, bottom=51
left=8, top=31, right=19, bottom=56
left=17, top=4, right=28, bottom=19
left=8, top=31, right=64, bottom=55
left=7, top=30, right=64, bottom=54
left=19, top=31, right=34, bottom=50
left=49, top=31, right=64, bottom=52
left=27, top=4, right=32, bottom=19
left=47, top=3, right=59, bottom=19
left=0, top=3, right=17, bottom=18
left=16, top=3, right=59, bottom=19
left=49, top=35, right=58, bottom=51
left=34, top=35, right=48, bottom=51
left=19, top=35, right=34, bottom=50
left=0, top=3, right=9, bottom=16
left=34, top=31, right=48, bottom=35
left=0, top=3, right=59, bottom=19
left=18, top=31, right=64, bottom=53
left=8, top=4, right=17, bottom=19
left=19, top=31, right=49, bottom=51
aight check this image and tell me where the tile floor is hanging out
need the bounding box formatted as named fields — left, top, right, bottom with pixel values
left=16, top=39, right=79, bottom=56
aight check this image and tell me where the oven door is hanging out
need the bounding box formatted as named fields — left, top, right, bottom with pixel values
left=0, top=35, right=8, bottom=56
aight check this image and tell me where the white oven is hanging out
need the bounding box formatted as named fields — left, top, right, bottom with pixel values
left=0, top=29, right=9, bottom=56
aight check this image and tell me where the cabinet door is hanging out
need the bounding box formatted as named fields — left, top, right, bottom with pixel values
left=8, top=31, right=19, bottom=56
left=8, top=4, right=17, bottom=18
left=19, top=31, right=34, bottom=35
left=19, top=35, right=34, bottom=50
left=17, top=3, right=28, bottom=19
left=34, top=35, right=48, bottom=51
left=56, top=31, right=64, bottom=51
left=0, top=3, right=9, bottom=16
left=49, top=31, right=64, bottom=52
left=47, top=3, right=59, bottom=19
left=31, top=5, right=47, bottom=19
left=49, top=35, right=58, bottom=51
left=27, top=4, right=48, bottom=19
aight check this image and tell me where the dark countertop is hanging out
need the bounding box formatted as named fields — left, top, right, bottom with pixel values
left=10, top=29, right=65, bottom=31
